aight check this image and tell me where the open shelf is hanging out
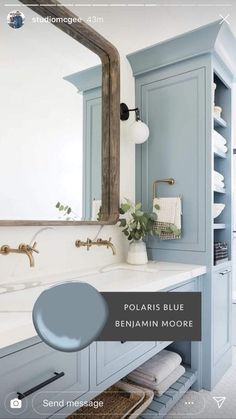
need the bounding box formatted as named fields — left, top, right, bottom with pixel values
left=213, top=185, right=226, bottom=194
left=214, top=115, right=227, bottom=128
left=140, top=368, right=197, bottom=419
left=213, top=223, right=226, bottom=229
left=212, top=73, right=231, bottom=271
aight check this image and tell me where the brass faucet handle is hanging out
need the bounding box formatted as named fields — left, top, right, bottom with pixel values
left=1, top=245, right=10, bottom=254
left=86, top=238, right=92, bottom=251
left=106, top=238, right=112, bottom=247
left=18, top=242, right=39, bottom=254
left=18, top=243, right=27, bottom=251
left=30, top=242, right=39, bottom=254
left=75, top=238, right=92, bottom=250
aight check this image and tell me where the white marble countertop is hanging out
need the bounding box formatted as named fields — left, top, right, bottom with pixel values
left=0, top=261, right=206, bottom=350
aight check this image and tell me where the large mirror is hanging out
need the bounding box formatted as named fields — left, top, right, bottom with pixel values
left=0, top=0, right=120, bottom=225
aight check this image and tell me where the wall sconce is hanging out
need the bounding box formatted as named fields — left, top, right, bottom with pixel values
left=120, top=103, right=150, bottom=144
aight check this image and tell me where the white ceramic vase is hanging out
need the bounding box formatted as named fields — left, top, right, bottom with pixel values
left=127, top=239, right=148, bottom=265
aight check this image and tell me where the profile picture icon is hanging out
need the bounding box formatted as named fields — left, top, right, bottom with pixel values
left=7, top=10, right=25, bottom=29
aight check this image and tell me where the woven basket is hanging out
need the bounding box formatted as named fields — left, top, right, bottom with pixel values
left=67, top=381, right=145, bottom=419
left=127, top=384, right=154, bottom=418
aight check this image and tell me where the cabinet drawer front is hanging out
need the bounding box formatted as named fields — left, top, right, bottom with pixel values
left=0, top=342, right=89, bottom=418
left=213, top=269, right=232, bottom=364
left=96, top=341, right=156, bottom=384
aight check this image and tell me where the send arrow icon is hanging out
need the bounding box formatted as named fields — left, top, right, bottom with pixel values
left=213, top=397, right=226, bottom=409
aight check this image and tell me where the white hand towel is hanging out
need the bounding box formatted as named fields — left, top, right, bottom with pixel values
left=213, top=170, right=224, bottom=183
left=153, top=197, right=182, bottom=230
left=127, top=350, right=182, bottom=385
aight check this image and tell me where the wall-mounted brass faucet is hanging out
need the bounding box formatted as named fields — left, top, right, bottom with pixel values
left=0, top=242, right=39, bottom=268
left=75, top=238, right=116, bottom=255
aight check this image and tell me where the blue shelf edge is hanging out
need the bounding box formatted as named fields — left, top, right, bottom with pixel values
left=213, top=185, right=226, bottom=194
left=214, top=149, right=227, bottom=159
left=140, top=368, right=197, bottom=419
left=213, top=223, right=226, bottom=229
left=214, top=115, right=227, bottom=128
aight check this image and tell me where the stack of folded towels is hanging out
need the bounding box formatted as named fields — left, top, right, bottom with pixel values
left=127, top=350, right=185, bottom=397
left=213, top=130, right=227, bottom=154
left=213, top=170, right=225, bottom=189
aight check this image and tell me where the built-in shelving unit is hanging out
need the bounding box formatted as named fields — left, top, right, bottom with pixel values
left=131, top=18, right=235, bottom=395
left=213, top=72, right=231, bottom=267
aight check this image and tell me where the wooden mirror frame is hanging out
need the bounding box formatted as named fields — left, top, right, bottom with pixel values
left=4, top=0, right=120, bottom=226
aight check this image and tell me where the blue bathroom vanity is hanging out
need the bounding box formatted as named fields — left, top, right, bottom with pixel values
left=0, top=263, right=205, bottom=418
left=128, top=20, right=236, bottom=390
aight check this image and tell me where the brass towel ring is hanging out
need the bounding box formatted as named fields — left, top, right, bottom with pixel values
left=153, top=178, right=175, bottom=200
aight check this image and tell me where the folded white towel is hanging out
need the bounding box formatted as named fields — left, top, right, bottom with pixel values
left=213, top=170, right=224, bottom=183
left=214, top=180, right=225, bottom=188
left=127, top=350, right=182, bottom=385
left=153, top=197, right=182, bottom=230
left=214, top=144, right=228, bottom=154
left=152, top=365, right=186, bottom=396
left=128, top=365, right=186, bottom=396
left=213, top=130, right=226, bottom=146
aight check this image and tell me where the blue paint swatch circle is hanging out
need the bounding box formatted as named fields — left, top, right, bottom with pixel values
left=32, top=282, right=108, bottom=352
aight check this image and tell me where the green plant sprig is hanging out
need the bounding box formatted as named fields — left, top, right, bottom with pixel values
left=119, top=198, right=159, bottom=241
left=55, top=201, right=102, bottom=221
left=55, top=201, right=78, bottom=221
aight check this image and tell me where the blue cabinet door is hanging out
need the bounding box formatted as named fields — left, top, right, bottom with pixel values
left=94, top=341, right=156, bottom=386
left=136, top=66, right=206, bottom=253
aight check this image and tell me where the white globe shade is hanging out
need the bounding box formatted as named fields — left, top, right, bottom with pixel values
left=130, top=120, right=150, bottom=144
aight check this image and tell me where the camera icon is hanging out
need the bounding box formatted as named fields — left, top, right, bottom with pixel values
left=10, top=398, right=22, bottom=409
